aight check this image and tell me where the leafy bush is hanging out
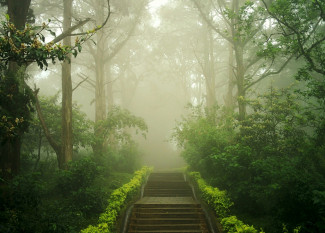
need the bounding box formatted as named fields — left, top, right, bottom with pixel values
left=221, top=216, right=260, bottom=233
left=81, top=166, right=152, bottom=233
left=188, top=171, right=260, bottom=233
left=172, top=104, right=235, bottom=176
left=174, top=87, right=325, bottom=232
left=188, top=171, right=233, bottom=219
left=56, top=157, right=99, bottom=194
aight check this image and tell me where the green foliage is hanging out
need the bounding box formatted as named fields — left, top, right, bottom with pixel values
left=0, top=18, right=89, bottom=70
left=96, top=106, right=148, bottom=146
left=188, top=171, right=261, bottom=232
left=21, top=94, right=94, bottom=165
left=223, top=1, right=266, bottom=42
left=111, top=143, right=142, bottom=173
left=0, top=156, right=136, bottom=233
left=56, top=157, right=99, bottom=194
left=240, top=86, right=311, bottom=157
left=37, top=94, right=94, bottom=149
left=188, top=171, right=233, bottom=219
left=265, top=0, right=324, bottom=75
left=174, top=86, right=325, bottom=232
left=221, top=216, right=260, bottom=233
left=0, top=67, right=33, bottom=143
left=172, top=104, right=235, bottom=175
left=81, top=166, right=152, bottom=233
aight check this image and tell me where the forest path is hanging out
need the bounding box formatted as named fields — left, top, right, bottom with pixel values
left=126, top=172, right=212, bottom=233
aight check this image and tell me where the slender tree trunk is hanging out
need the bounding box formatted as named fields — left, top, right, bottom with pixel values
left=225, top=43, right=235, bottom=108
left=34, top=127, right=42, bottom=170
left=34, top=91, right=63, bottom=166
left=61, top=0, right=73, bottom=168
left=234, top=44, right=246, bottom=121
left=106, top=63, right=114, bottom=110
left=203, top=23, right=216, bottom=109
left=231, top=0, right=246, bottom=121
left=93, top=3, right=107, bottom=155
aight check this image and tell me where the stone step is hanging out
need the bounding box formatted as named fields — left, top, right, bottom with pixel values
left=130, top=218, right=203, bottom=225
left=133, top=212, right=205, bottom=218
left=126, top=172, right=210, bottom=233
left=143, top=193, right=193, bottom=197
left=134, top=203, right=201, bottom=208
left=146, top=182, right=190, bottom=187
left=144, top=190, right=192, bottom=195
left=134, top=208, right=203, bottom=214
left=128, top=224, right=205, bottom=231
left=128, top=230, right=205, bottom=233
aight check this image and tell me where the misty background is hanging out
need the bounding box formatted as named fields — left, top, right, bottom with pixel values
left=25, top=0, right=295, bottom=169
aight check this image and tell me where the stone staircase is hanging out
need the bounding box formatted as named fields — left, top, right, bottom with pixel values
left=126, top=172, right=211, bottom=233
left=144, top=173, right=193, bottom=197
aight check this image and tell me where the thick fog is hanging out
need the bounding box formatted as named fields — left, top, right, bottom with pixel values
left=26, top=0, right=302, bottom=170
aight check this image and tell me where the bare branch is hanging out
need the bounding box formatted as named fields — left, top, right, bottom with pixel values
left=245, top=54, right=294, bottom=91
left=191, top=0, right=233, bottom=44
left=77, top=73, right=95, bottom=88
left=103, top=1, right=145, bottom=62
left=72, top=76, right=89, bottom=92
left=69, top=0, right=111, bottom=37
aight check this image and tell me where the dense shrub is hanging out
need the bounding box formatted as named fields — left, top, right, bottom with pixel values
left=174, top=87, right=325, bottom=232
left=81, top=166, right=152, bottom=233
left=188, top=171, right=233, bottom=219
left=188, top=171, right=260, bottom=233
left=0, top=156, right=137, bottom=233
left=221, top=216, right=259, bottom=233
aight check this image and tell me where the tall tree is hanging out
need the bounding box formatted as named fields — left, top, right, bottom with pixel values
left=79, top=0, right=147, bottom=155
left=61, top=0, right=73, bottom=168
left=0, top=0, right=110, bottom=173
left=192, top=0, right=293, bottom=120
left=0, top=0, right=32, bottom=175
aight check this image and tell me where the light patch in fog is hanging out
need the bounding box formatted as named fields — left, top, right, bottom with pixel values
left=148, top=0, right=169, bottom=27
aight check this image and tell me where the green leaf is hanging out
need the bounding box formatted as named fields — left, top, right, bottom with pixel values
left=49, top=30, right=56, bottom=37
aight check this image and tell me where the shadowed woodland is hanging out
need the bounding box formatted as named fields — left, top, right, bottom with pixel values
left=0, top=0, right=324, bottom=232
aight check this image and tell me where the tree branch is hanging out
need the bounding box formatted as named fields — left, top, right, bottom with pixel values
left=50, top=18, right=91, bottom=44
left=33, top=88, right=62, bottom=157
left=103, top=1, right=145, bottom=62
left=72, top=75, right=89, bottom=92
left=50, top=0, right=110, bottom=44
left=191, top=0, right=233, bottom=44
left=77, top=73, right=95, bottom=88
left=245, top=54, right=294, bottom=91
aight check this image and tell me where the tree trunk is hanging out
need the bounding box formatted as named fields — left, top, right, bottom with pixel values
left=203, top=23, right=216, bottom=109
left=93, top=3, right=107, bottom=155
left=225, top=43, right=235, bottom=109
left=7, top=0, right=31, bottom=29
left=232, top=0, right=246, bottom=121
left=106, top=63, right=114, bottom=110
left=3, top=0, right=31, bottom=175
left=234, top=44, right=246, bottom=121
left=61, top=0, right=73, bottom=169
left=34, top=92, right=63, bottom=166
left=93, top=5, right=106, bottom=155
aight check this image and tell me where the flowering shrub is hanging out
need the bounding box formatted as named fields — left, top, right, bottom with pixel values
left=80, top=166, right=152, bottom=233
